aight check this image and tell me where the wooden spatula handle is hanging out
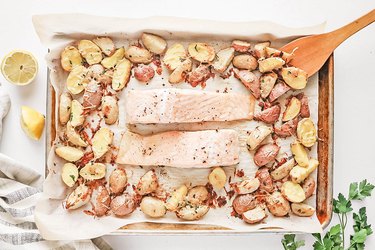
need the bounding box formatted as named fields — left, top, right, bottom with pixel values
left=330, top=9, right=375, bottom=47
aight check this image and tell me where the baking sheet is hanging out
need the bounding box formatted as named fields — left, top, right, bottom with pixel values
left=32, top=14, right=325, bottom=240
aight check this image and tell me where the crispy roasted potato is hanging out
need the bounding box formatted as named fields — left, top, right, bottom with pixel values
left=232, top=178, right=260, bottom=194
left=233, top=69, right=260, bottom=99
left=266, top=191, right=290, bottom=217
left=297, top=93, right=310, bottom=118
left=55, top=146, right=84, bottom=162
left=82, top=81, right=103, bottom=110
left=291, top=203, right=315, bottom=217
left=78, top=40, right=103, bottom=65
left=274, top=117, right=298, bottom=138
left=101, top=47, right=125, bottom=69
left=232, top=194, right=257, bottom=214
left=253, top=42, right=271, bottom=59
left=66, top=122, right=87, bottom=147
left=212, top=47, right=234, bottom=73
left=283, top=97, right=301, bottom=122
left=61, top=163, right=79, bottom=187
left=186, top=185, right=209, bottom=205
left=281, top=67, right=308, bottom=89
left=166, top=185, right=188, bottom=211
left=254, top=105, right=281, bottom=124
left=233, top=54, right=258, bottom=70
left=256, top=168, right=274, bottom=193
left=258, top=57, right=285, bottom=73
left=98, top=69, right=113, bottom=85
left=61, top=46, right=83, bottom=72
left=112, top=58, right=132, bottom=91
left=109, top=168, right=127, bottom=195
left=87, top=64, right=105, bottom=80
left=291, top=141, right=309, bottom=167
left=254, top=143, right=280, bottom=166
left=59, top=92, right=72, bottom=125
left=134, top=64, right=155, bottom=82
left=260, top=72, right=277, bottom=99
left=66, top=65, right=89, bottom=95
left=125, top=45, right=152, bottom=64
left=209, top=167, right=227, bottom=189
left=290, top=159, right=319, bottom=183
left=176, top=204, right=209, bottom=221
left=270, top=158, right=295, bottom=181
left=281, top=181, right=306, bottom=203
left=101, top=95, right=119, bottom=125
left=302, top=176, right=316, bottom=199
left=269, top=81, right=291, bottom=103
left=141, top=33, right=167, bottom=54
left=79, top=162, right=106, bottom=180
left=93, top=37, right=115, bottom=56
left=92, top=128, right=113, bottom=159
left=186, top=64, right=211, bottom=87
left=246, top=125, right=273, bottom=151
left=265, top=47, right=293, bottom=62
left=65, top=184, right=92, bottom=210
left=136, top=170, right=158, bottom=195
left=231, top=40, right=251, bottom=52
left=188, top=43, right=215, bottom=63
left=297, top=118, right=317, bottom=147
left=168, top=59, right=192, bottom=84
left=91, top=185, right=111, bottom=217
left=242, top=206, right=267, bottom=224
left=110, top=193, right=136, bottom=217
left=163, top=43, right=187, bottom=70
left=140, top=196, right=166, bottom=218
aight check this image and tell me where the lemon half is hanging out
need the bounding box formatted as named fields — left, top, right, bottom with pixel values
left=1, top=50, right=38, bottom=85
left=20, top=106, right=45, bottom=140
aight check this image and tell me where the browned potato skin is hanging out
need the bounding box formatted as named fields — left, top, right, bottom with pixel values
left=109, top=168, right=127, bottom=195
left=254, top=105, right=281, bottom=124
left=242, top=207, right=267, bottom=224
left=82, top=82, right=103, bottom=109
left=266, top=191, right=290, bottom=217
left=256, top=168, right=274, bottom=193
left=254, top=144, right=280, bottom=166
left=274, top=117, right=298, bottom=138
left=269, top=81, right=291, bottom=103
left=232, top=194, right=257, bottom=214
left=296, top=93, right=310, bottom=118
left=232, top=54, right=258, bottom=70
left=233, top=69, right=260, bottom=99
left=92, top=186, right=111, bottom=217
left=302, top=177, right=316, bottom=199
left=134, top=64, right=155, bottom=82
left=186, top=65, right=211, bottom=87
left=110, top=193, right=136, bottom=217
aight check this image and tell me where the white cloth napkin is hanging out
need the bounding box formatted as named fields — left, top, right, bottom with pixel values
left=0, top=85, right=112, bottom=249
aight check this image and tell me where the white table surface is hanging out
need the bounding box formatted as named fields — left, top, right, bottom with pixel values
left=1, top=0, right=374, bottom=249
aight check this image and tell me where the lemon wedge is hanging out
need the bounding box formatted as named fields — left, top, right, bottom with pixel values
left=20, top=106, right=45, bottom=140
left=1, top=50, right=38, bottom=85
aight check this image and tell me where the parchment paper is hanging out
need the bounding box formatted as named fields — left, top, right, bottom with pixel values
left=32, top=14, right=325, bottom=240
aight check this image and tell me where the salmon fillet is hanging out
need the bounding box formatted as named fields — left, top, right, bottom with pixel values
left=116, top=129, right=240, bottom=168
left=125, top=88, right=254, bottom=124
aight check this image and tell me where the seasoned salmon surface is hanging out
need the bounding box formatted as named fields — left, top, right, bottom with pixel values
left=125, top=88, right=254, bottom=124
left=116, top=129, right=240, bottom=168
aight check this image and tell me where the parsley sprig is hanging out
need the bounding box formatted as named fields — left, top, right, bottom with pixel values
left=281, top=179, right=374, bottom=250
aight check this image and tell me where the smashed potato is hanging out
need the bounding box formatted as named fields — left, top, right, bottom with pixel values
left=92, top=128, right=113, bottom=159
left=112, top=58, right=131, bottom=91
left=101, top=47, right=125, bottom=69
left=66, top=65, right=89, bottom=95
left=134, top=64, right=155, bottom=82
left=258, top=57, right=285, bottom=73
left=208, top=167, right=226, bottom=189
left=212, top=47, right=234, bottom=73
left=101, top=95, right=119, bottom=125
left=55, top=146, right=84, bottom=162
left=140, top=196, right=166, bottom=218
left=246, top=125, right=272, bottom=151
left=61, top=46, right=83, bottom=72
left=176, top=204, right=209, bottom=221
left=93, top=37, right=115, bottom=56
left=141, top=33, right=167, bottom=54
left=291, top=203, right=315, bottom=217
left=291, top=141, right=309, bottom=167
left=91, top=185, right=111, bottom=217
left=78, top=40, right=103, bottom=65
left=297, top=118, right=317, bottom=147
left=65, top=184, right=92, bottom=210
left=187, top=186, right=208, bottom=205
left=61, top=163, right=79, bottom=187
left=109, top=168, right=127, bottom=195
left=125, top=45, right=152, bottom=64
left=281, top=67, right=308, bottom=90
left=188, top=43, right=215, bottom=63
left=136, top=170, right=158, bottom=195
left=282, top=97, right=301, bottom=122
left=110, top=193, right=136, bottom=217
left=281, top=181, right=306, bottom=203
left=79, top=162, right=106, bottom=180
left=266, top=191, right=290, bottom=217
left=163, top=43, right=187, bottom=70
left=166, top=185, right=188, bottom=211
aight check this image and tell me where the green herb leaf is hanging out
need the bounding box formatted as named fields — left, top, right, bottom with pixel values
left=333, top=193, right=352, bottom=214
left=281, top=234, right=305, bottom=250
left=352, top=229, right=368, bottom=244
left=349, top=180, right=374, bottom=200
left=69, top=175, right=76, bottom=182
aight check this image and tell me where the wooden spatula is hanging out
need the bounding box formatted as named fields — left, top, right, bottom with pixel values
left=280, top=9, right=375, bottom=77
